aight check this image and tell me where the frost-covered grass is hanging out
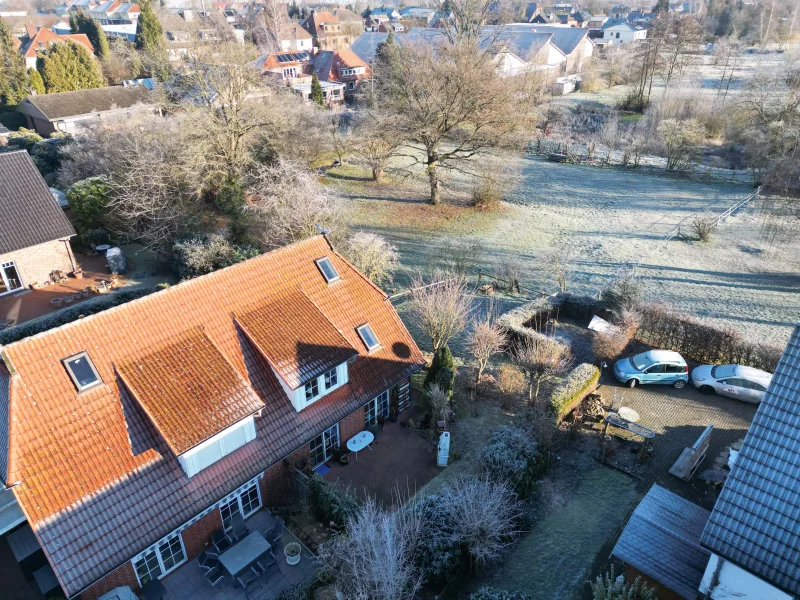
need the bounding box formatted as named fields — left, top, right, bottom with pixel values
left=342, top=155, right=798, bottom=347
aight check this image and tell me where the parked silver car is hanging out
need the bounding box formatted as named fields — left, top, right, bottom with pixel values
left=690, top=364, right=773, bottom=403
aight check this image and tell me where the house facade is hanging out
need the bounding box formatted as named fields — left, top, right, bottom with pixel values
left=0, top=235, right=424, bottom=599
left=0, top=151, right=77, bottom=294
left=601, top=18, right=647, bottom=43
left=299, top=10, right=353, bottom=50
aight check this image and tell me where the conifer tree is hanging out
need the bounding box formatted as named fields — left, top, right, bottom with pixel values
left=136, top=0, right=165, bottom=53
left=310, top=73, right=325, bottom=106
left=27, top=68, right=45, bottom=94
left=37, top=40, right=105, bottom=93
left=0, top=17, right=29, bottom=107
left=71, top=11, right=110, bottom=59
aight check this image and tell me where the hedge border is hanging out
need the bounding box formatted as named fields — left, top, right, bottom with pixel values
left=549, top=363, right=601, bottom=424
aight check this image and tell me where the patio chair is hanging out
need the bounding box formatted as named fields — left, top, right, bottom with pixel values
left=253, top=549, right=277, bottom=575
left=231, top=513, right=250, bottom=542
left=202, top=565, right=226, bottom=587
left=198, top=550, right=219, bottom=570
left=265, top=516, right=285, bottom=547
left=212, top=530, right=232, bottom=554
left=236, top=568, right=259, bottom=589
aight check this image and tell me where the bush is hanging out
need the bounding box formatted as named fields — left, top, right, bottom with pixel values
left=498, top=293, right=602, bottom=344
left=213, top=178, right=246, bottom=215
left=471, top=588, right=531, bottom=600
left=601, top=274, right=644, bottom=313
left=173, top=234, right=260, bottom=280
left=5, top=128, right=43, bottom=151
left=275, top=584, right=309, bottom=600
left=635, top=302, right=782, bottom=372
left=339, top=231, right=400, bottom=287
left=591, top=566, right=656, bottom=600
left=67, top=176, right=111, bottom=232
left=592, top=328, right=633, bottom=362
left=471, top=173, right=504, bottom=209
left=424, top=345, right=455, bottom=390
left=415, top=493, right=463, bottom=585
left=691, top=214, right=716, bottom=242
left=481, top=426, right=542, bottom=499
left=308, top=474, right=358, bottom=527
left=0, top=287, right=156, bottom=345
left=549, top=363, right=600, bottom=424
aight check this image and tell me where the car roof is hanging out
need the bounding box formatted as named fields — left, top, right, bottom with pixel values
left=646, top=350, right=686, bottom=364
left=734, top=365, right=773, bottom=384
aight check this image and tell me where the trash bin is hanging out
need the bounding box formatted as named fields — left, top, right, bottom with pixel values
left=106, top=247, right=128, bottom=274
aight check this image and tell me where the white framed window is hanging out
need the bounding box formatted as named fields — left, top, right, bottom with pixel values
left=63, top=351, right=102, bottom=391
left=133, top=531, right=187, bottom=585
left=357, top=324, right=380, bottom=351
left=178, top=416, right=257, bottom=478
left=324, top=368, right=338, bottom=389
left=309, top=423, right=339, bottom=466
left=315, top=256, right=340, bottom=283
left=365, top=390, right=389, bottom=426
left=305, top=378, right=320, bottom=402
left=219, top=478, right=262, bottom=531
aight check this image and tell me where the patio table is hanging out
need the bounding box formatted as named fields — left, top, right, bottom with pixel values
left=346, top=430, right=374, bottom=460
left=218, top=531, right=271, bottom=580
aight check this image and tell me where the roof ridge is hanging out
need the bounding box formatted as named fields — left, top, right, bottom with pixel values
left=1, top=236, right=327, bottom=351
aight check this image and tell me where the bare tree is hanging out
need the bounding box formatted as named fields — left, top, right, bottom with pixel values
left=379, top=37, right=535, bottom=204
left=545, top=236, right=573, bottom=293
left=658, top=118, right=705, bottom=171
left=408, top=273, right=474, bottom=351
left=431, top=0, right=498, bottom=44
left=318, top=497, right=423, bottom=600
left=339, top=232, right=400, bottom=287
left=513, top=334, right=573, bottom=403
left=245, top=159, right=343, bottom=249
left=467, top=317, right=505, bottom=385
left=352, top=112, right=405, bottom=182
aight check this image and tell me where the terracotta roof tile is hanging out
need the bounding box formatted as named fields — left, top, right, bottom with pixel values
left=2, top=235, right=424, bottom=597
left=20, top=28, right=94, bottom=59
left=117, top=328, right=265, bottom=455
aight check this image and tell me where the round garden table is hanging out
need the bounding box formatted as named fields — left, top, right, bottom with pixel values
left=346, top=431, right=374, bottom=460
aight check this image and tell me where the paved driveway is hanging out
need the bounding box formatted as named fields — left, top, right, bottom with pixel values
left=598, top=373, right=757, bottom=508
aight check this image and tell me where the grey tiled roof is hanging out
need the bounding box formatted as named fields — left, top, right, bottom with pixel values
left=18, top=85, right=154, bottom=121
left=351, top=31, right=388, bottom=63
left=483, top=24, right=590, bottom=56
left=0, top=151, right=75, bottom=254
left=700, top=325, right=800, bottom=596
left=613, top=485, right=711, bottom=599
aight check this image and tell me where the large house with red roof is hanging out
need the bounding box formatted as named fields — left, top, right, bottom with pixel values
left=18, top=26, right=95, bottom=68
left=0, top=235, right=424, bottom=599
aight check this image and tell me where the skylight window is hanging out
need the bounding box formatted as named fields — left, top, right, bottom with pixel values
left=63, top=351, right=102, bottom=391
left=357, top=324, right=380, bottom=351
left=315, top=257, right=340, bottom=283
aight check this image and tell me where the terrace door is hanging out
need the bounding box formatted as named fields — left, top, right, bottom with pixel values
left=309, top=424, right=339, bottom=467
left=0, top=261, right=22, bottom=295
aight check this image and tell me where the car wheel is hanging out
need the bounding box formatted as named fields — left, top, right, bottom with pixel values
left=699, top=385, right=715, bottom=395
left=673, top=380, right=686, bottom=389
left=627, top=379, right=638, bottom=388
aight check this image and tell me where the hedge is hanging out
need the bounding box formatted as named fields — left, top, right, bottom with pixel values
left=635, top=303, right=782, bottom=372
left=308, top=474, right=358, bottom=526
left=0, top=287, right=157, bottom=345
left=549, top=363, right=600, bottom=424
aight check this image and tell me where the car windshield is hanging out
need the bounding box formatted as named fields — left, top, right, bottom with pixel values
left=712, top=365, right=737, bottom=379
left=631, top=354, right=651, bottom=371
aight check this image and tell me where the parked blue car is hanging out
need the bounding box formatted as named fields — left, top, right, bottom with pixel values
left=613, top=350, right=689, bottom=388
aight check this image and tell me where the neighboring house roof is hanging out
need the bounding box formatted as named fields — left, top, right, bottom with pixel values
left=0, top=151, right=75, bottom=254
left=312, top=49, right=335, bottom=80
left=602, top=18, right=636, bottom=30
left=700, top=324, right=800, bottom=596
left=279, top=22, right=312, bottom=41
left=333, top=7, right=363, bottom=24
left=1, top=235, right=425, bottom=598
left=116, top=328, right=266, bottom=455
left=350, top=31, right=388, bottom=63
left=335, top=47, right=368, bottom=69
left=17, top=85, right=154, bottom=121
left=370, top=6, right=397, bottom=17
left=524, top=2, right=542, bottom=20
left=484, top=24, right=591, bottom=56
left=613, top=485, right=711, bottom=600
left=19, top=27, right=94, bottom=59
left=490, top=31, right=558, bottom=61
left=300, top=10, right=341, bottom=35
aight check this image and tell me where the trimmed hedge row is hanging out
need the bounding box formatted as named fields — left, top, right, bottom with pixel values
left=549, top=363, right=600, bottom=424
left=0, top=287, right=157, bottom=346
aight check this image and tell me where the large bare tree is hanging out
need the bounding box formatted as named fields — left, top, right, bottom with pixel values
left=513, top=334, right=573, bottom=403
left=467, top=317, right=505, bottom=385
left=408, top=273, right=474, bottom=351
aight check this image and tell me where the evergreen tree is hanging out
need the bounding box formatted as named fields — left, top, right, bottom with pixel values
left=37, top=40, right=105, bottom=93
left=0, top=17, right=29, bottom=107
left=27, top=68, right=45, bottom=94
left=376, top=27, right=396, bottom=69
left=136, top=0, right=165, bottom=53
left=310, top=73, right=325, bottom=106
left=72, top=11, right=110, bottom=59
left=652, top=0, right=669, bottom=14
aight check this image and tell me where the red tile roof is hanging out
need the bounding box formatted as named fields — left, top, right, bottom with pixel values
left=236, top=290, right=357, bottom=390
left=20, top=28, right=94, bottom=59
left=1, top=235, right=424, bottom=597
left=117, top=327, right=266, bottom=455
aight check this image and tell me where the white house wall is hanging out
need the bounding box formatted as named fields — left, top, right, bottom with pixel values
left=699, top=554, right=792, bottom=600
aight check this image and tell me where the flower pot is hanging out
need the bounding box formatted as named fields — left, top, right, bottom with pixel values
left=51, top=298, right=63, bottom=308
left=339, top=454, right=349, bottom=466
left=73, top=270, right=83, bottom=279
left=63, top=296, right=74, bottom=305
left=284, top=542, right=302, bottom=566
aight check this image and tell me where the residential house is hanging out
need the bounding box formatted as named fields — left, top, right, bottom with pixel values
left=299, top=10, right=353, bottom=50
left=312, top=47, right=371, bottom=97
left=332, top=6, right=365, bottom=30
left=601, top=18, right=647, bottom=43
left=90, top=1, right=140, bottom=21
left=586, top=13, right=608, bottom=27
left=158, top=10, right=233, bottom=60
left=17, top=85, right=156, bottom=136
left=399, top=6, right=435, bottom=24
left=613, top=323, right=800, bottom=600
left=253, top=49, right=312, bottom=81
left=523, top=2, right=544, bottom=22
left=489, top=30, right=566, bottom=76
left=529, top=13, right=551, bottom=23
left=0, top=234, right=424, bottom=599
left=0, top=151, right=77, bottom=295
left=17, top=26, right=95, bottom=69
left=489, top=24, right=594, bottom=73
left=277, top=23, right=313, bottom=51
left=369, top=6, right=401, bottom=21
left=378, top=20, right=406, bottom=33
left=291, top=78, right=346, bottom=104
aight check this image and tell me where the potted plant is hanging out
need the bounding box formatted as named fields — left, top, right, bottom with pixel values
left=51, top=298, right=63, bottom=308
left=81, top=288, right=90, bottom=298
left=377, top=414, right=385, bottom=431
left=339, top=453, right=349, bottom=466
left=284, top=542, right=302, bottom=566
left=63, top=296, right=74, bottom=305
left=73, top=264, right=83, bottom=279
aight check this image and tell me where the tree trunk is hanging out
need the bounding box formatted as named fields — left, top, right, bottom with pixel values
left=427, top=161, right=440, bottom=205
left=533, top=378, right=541, bottom=402
left=476, top=364, right=484, bottom=386
left=373, top=165, right=383, bottom=182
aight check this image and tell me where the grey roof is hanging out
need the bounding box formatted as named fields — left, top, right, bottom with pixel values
left=602, top=17, right=636, bottom=30
left=524, top=2, right=542, bottom=20
left=351, top=31, right=388, bottom=63
left=483, top=24, right=590, bottom=55
left=700, top=325, right=800, bottom=596
left=17, top=85, right=154, bottom=121
left=489, top=31, right=555, bottom=61
left=613, top=485, right=711, bottom=600
left=0, top=151, right=75, bottom=254
left=312, top=50, right=335, bottom=81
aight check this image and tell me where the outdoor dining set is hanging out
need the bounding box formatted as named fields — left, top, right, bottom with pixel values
left=198, top=512, right=287, bottom=591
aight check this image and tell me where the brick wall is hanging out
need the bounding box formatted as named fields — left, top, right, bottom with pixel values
left=0, top=238, right=75, bottom=289
left=180, top=509, right=223, bottom=561
left=340, top=405, right=366, bottom=444
left=260, top=459, right=293, bottom=506
left=79, top=561, right=139, bottom=600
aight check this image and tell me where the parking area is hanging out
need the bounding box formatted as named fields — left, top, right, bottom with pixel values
left=597, top=372, right=757, bottom=508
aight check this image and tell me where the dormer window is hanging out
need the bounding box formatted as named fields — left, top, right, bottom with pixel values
left=324, top=367, right=337, bottom=388
left=63, top=351, right=102, bottom=391
left=305, top=378, right=320, bottom=402
left=357, top=324, right=380, bottom=351
left=315, top=257, right=340, bottom=283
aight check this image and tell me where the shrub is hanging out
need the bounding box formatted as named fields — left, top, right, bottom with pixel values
left=30, top=137, right=67, bottom=176
left=415, top=493, right=463, bottom=585
left=213, top=178, right=246, bottom=215
left=173, top=234, right=260, bottom=280
left=601, top=274, right=644, bottom=313
left=339, top=232, right=400, bottom=287
left=691, top=214, right=716, bottom=242
left=590, top=566, right=656, bottom=600
left=275, top=584, right=309, bottom=600
left=549, top=363, right=600, bottom=424
left=471, top=588, right=531, bottom=600
left=425, top=383, right=453, bottom=428
left=481, top=426, right=542, bottom=499
left=308, top=474, right=358, bottom=526
left=424, top=345, right=455, bottom=389
left=592, top=329, right=632, bottom=362
left=67, top=176, right=111, bottom=232
left=496, top=364, right=526, bottom=396
left=5, top=128, right=43, bottom=151
left=471, top=173, right=504, bottom=209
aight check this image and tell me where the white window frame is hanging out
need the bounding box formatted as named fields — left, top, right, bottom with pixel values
left=0, top=260, right=23, bottom=296
left=365, top=390, right=390, bottom=426
left=62, top=351, right=102, bottom=392
left=315, top=256, right=340, bottom=283
left=356, top=323, right=380, bottom=351
left=324, top=367, right=338, bottom=389
left=305, top=377, right=320, bottom=402
left=218, top=478, right=262, bottom=531
left=309, top=423, right=340, bottom=467
left=132, top=531, right=187, bottom=586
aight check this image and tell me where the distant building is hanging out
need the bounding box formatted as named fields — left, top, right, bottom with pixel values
left=277, top=23, right=313, bottom=52
left=17, top=26, right=95, bottom=68
left=312, top=48, right=371, bottom=98
left=601, top=19, right=647, bottom=43
left=299, top=10, right=354, bottom=50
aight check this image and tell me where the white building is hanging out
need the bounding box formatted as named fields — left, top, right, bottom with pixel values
left=601, top=19, right=647, bottom=43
